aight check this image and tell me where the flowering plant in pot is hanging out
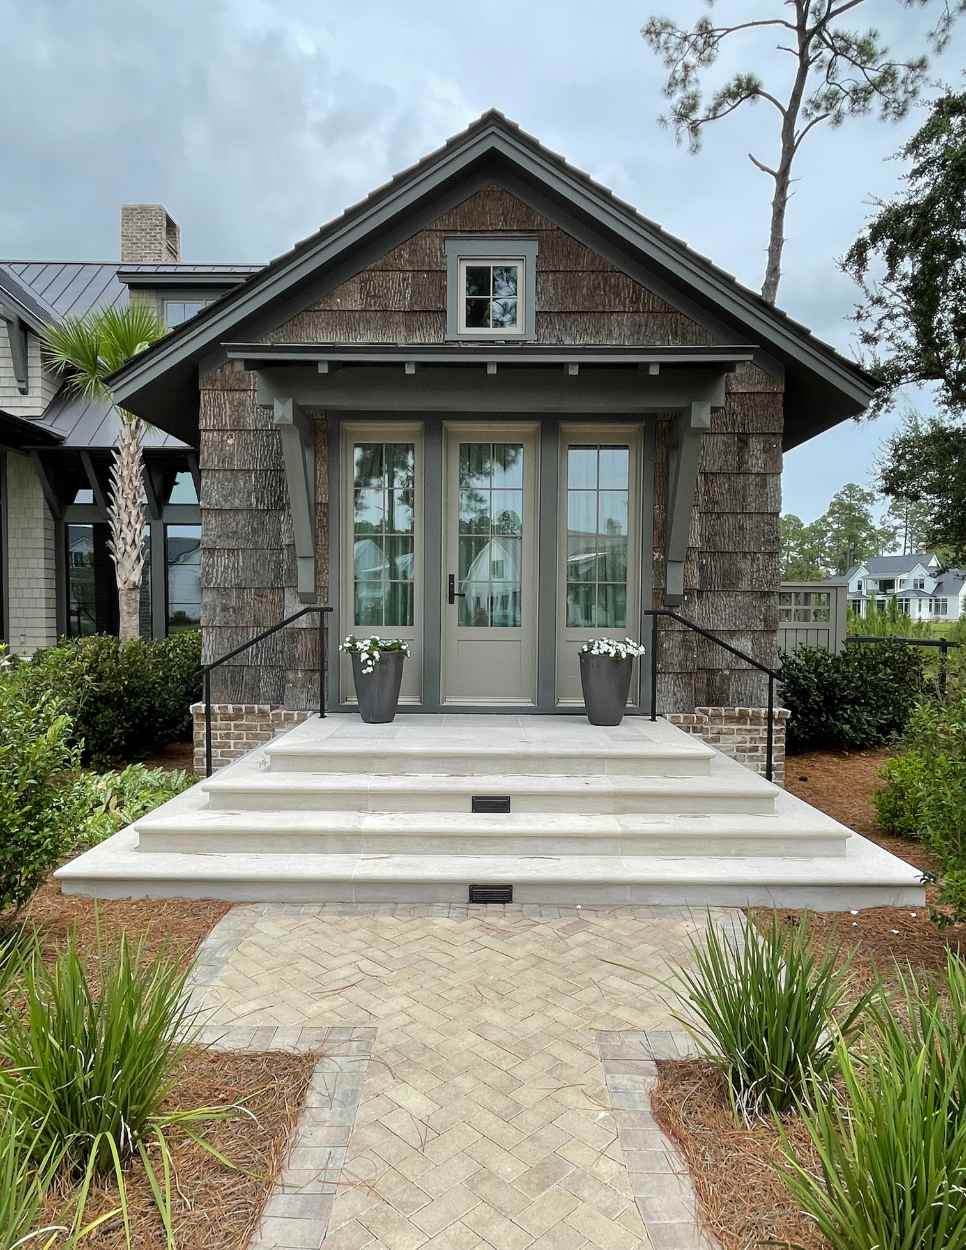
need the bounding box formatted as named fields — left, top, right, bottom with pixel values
left=340, top=636, right=411, bottom=723
left=578, top=637, right=646, bottom=726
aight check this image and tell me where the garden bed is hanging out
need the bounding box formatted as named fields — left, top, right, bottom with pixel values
left=655, top=745, right=966, bottom=1249
left=41, top=1046, right=317, bottom=1250
left=9, top=885, right=317, bottom=1250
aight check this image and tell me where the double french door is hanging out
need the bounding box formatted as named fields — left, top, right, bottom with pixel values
left=339, top=419, right=643, bottom=709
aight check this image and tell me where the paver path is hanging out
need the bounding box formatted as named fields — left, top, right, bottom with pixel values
left=187, top=904, right=729, bottom=1250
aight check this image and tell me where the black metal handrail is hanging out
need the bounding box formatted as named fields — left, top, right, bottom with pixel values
left=642, top=608, right=781, bottom=782
left=199, top=605, right=333, bottom=777
left=846, top=633, right=962, bottom=698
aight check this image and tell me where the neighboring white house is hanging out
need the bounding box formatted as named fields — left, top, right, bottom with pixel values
left=847, top=553, right=966, bottom=622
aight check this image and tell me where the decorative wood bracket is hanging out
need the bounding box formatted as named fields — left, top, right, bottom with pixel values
left=0, top=304, right=29, bottom=394
left=664, top=399, right=711, bottom=606
left=273, top=397, right=317, bottom=603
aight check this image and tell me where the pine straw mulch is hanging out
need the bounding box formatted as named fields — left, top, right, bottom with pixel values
left=651, top=1059, right=825, bottom=1250
left=39, top=1046, right=319, bottom=1250
left=757, top=746, right=966, bottom=988
left=21, top=877, right=231, bottom=970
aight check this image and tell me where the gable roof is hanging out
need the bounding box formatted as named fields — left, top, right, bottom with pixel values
left=0, top=261, right=254, bottom=450
left=863, top=553, right=936, bottom=577
left=107, top=110, right=876, bottom=449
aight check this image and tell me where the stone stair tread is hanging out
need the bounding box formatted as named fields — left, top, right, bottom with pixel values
left=56, top=825, right=925, bottom=908
left=201, top=768, right=775, bottom=798
left=137, top=798, right=843, bottom=838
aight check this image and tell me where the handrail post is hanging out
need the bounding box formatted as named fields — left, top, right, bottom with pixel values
left=204, top=668, right=213, bottom=779
left=318, top=608, right=327, bottom=718
left=940, top=637, right=949, bottom=699
left=766, top=672, right=774, bottom=783
left=649, top=612, right=659, bottom=722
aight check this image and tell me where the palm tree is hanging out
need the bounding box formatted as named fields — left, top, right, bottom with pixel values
left=41, top=305, right=166, bottom=641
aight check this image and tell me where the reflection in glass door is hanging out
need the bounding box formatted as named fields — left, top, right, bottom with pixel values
left=444, top=424, right=538, bottom=704
left=557, top=425, right=642, bottom=704
left=341, top=423, right=422, bottom=704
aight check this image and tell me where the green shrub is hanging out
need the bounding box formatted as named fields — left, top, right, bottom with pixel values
left=875, top=749, right=932, bottom=838
left=70, top=764, right=196, bottom=850
left=14, top=631, right=201, bottom=766
left=779, top=640, right=925, bottom=753
left=0, top=679, right=86, bottom=918
left=849, top=598, right=932, bottom=638
left=781, top=956, right=966, bottom=1250
left=875, top=694, right=966, bottom=918
left=0, top=935, right=242, bottom=1246
left=664, top=913, right=871, bottom=1118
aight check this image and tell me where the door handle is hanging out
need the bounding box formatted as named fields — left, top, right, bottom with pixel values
left=448, top=574, right=466, bottom=605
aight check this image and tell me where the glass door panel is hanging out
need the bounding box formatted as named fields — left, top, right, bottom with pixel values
left=443, top=426, right=538, bottom=704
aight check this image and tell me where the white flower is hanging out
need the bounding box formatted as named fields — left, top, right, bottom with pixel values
left=579, top=636, right=646, bottom=661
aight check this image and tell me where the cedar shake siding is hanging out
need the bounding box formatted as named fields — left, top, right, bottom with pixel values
left=200, top=184, right=782, bottom=711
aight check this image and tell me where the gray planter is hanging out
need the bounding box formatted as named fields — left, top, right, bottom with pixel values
left=351, top=650, right=406, bottom=723
left=579, top=652, right=633, bottom=726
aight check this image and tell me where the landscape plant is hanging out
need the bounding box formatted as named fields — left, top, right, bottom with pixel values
left=13, top=630, right=200, bottom=766
left=877, top=691, right=966, bottom=920
left=0, top=677, right=87, bottom=919
left=779, top=638, right=924, bottom=753
left=70, top=764, right=195, bottom=850
left=41, top=306, right=166, bottom=641
left=0, top=1111, right=72, bottom=1250
left=0, top=935, right=246, bottom=1248
left=662, top=913, right=871, bottom=1119
left=780, top=956, right=966, bottom=1250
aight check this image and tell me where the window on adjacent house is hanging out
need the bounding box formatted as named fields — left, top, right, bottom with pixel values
left=166, top=524, right=201, bottom=631
left=930, top=597, right=948, bottom=616
left=164, top=299, right=211, bottom=329
left=898, top=598, right=911, bottom=614
left=856, top=579, right=863, bottom=592
left=914, top=577, right=925, bottom=590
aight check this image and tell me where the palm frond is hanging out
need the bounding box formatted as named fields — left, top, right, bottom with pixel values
left=39, top=306, right=166, bottom=400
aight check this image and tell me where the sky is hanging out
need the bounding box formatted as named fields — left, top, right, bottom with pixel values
left=2, top=0, right=963, bottom=523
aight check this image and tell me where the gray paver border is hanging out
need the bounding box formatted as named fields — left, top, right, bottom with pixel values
left=248, top=1027, right=376, bottom=1250
left=597, top=1030, right=717, bottom=1250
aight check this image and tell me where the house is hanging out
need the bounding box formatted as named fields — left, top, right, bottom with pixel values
left=0, top=206, right=258, bottom=652
left=847, top=553, right=966, bottom=623
left=54, top=111, right=923, bottom=907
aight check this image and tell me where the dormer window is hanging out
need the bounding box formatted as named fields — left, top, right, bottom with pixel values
left=461, top=260, right=522, bottom=332
left=445, top=237, right=538, bottom=340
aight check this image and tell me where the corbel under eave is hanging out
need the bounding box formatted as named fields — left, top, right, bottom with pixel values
left=273, top=397, right=317, bottom=603
left=664, top=399, right=711, bottom=606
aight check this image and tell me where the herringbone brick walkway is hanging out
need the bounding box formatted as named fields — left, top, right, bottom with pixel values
left=188, top=904, right=728, bottom=1250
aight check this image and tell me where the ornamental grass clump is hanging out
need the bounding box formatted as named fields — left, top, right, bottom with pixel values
left=0, top=934, right=246, bottom=1248
left=781, top=954, right=966, bottom=1250
left=669, top=914, right=872, bottom=1119
left=0, top=1110, right=68, bottom=1250
left=339, top=635, right=411, bottom=675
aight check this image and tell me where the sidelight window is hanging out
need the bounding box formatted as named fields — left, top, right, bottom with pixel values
left=565, top=445, right=630, bottom=628
left=352, top=442, right=415, bottom=628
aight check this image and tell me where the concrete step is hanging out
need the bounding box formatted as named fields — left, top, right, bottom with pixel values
left=262, top=718, right=716, bottom=778
left=201, top=766, right=778, bottom=816
left=56, top=824, right=925, bottom=910
left=135, top=799, right=845, bottom=858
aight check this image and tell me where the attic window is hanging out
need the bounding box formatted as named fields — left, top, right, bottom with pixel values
left=445, top=237, right=538, bottom=339
left=460, top=260, right=522, bottom=333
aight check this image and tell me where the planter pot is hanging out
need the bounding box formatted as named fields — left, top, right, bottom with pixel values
left=351, top=650, right=406, bottom=723
left=579, top=652, right=633, bottom=726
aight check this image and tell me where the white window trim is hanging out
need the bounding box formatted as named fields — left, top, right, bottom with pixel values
left=456, top=257, right=525, bottom=336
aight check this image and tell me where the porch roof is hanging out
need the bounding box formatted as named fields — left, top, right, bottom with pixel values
left=224, top=342, right=758, bottom=371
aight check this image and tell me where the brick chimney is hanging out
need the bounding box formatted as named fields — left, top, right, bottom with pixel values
left=120, top=204, right=181, bottom=263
